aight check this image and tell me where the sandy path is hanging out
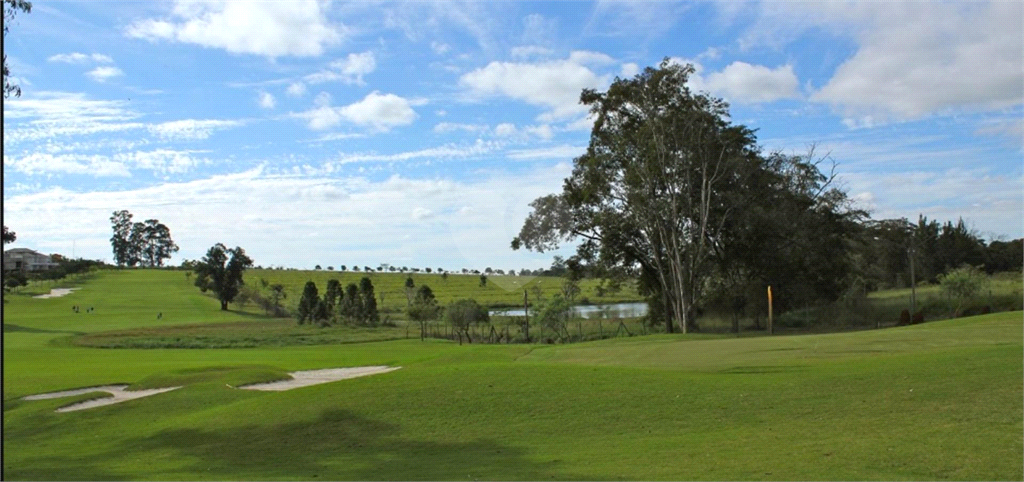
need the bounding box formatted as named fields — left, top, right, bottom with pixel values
left=22, top=385, right=182, bottom=412
left=33, top=287, right=80, bottom=299
left=238, top=366, right=401, bottom=391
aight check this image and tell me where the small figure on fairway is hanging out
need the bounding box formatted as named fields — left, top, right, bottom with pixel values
left=157, top=312, right=163, bottom=320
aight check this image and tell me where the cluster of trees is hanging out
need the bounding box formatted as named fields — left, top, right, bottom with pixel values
left=110, top=211, right=179, bottom=268
left=513, top=61, right=1022, bottom=334
left=859, top=216, right=1022, bottom=290
left=296, top=277, right=380, bottom=326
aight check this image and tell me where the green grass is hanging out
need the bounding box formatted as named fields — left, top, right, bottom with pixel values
left=3, top=269, right=1022, bottom=480
left=242, top=268, right=642, bottom=313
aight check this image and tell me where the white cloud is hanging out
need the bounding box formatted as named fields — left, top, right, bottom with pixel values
left=258, top=91, right=276, bottom=109
left=568, top=50, right=615, bottom=66
left=431, top=41, right=450, bottom=55
left=510, top=45, right=553, bottom=59
left=4, top=152, right=131, bottom=177
left=85, top=66, right=124, bottom=82
left=286, top=82, right=307, bottom=97
left=304, top=51, right=376, bottom=85
left=125, top=0, right=344, bottom=58
left=524, top=124, right=554, bottom=140
left=738, top=2, right=1023, bottom=121
left=433, top=122, right=487, bottom=133
left=493, top=123, right=518, bottom=137
left=507, top=144, right=585, bottom=160
left=333, top=139, right=498, bottom=164
left=48, top=53, right=113, bottom=64
left=148, top=119, right=243, bottom=140
left=460, top=51, right=613, bottom=121
left=411, top=207, right=434, bottom=220
left=294, top=91, right=423, bottom=132
left=704, top=62, right=799, bottom=103
left=114, top=149, right=209, bottom=174
left=2, top=92, right=144, bottom=143
left=619, top=62, right=639, bottom=78
left=338, top=91, right=424, bottom=131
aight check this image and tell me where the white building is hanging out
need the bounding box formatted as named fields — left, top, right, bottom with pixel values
left=3, top=248, right=59, bottom=272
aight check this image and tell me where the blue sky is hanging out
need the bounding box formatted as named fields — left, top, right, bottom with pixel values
left=3, top=1, right=1022, bottom=271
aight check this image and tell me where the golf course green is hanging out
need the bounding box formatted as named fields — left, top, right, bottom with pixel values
left=3, top=269, right=1022, bottom=480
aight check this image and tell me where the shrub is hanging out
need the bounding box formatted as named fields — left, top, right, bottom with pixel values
left=899, top=309, right=911, bottom=326
left=911, top=311, right=925, bottom=324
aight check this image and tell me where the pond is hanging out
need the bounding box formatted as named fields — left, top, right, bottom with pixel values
left=490, top=301, right=648, bottom=319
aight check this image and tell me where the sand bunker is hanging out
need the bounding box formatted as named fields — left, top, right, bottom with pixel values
left=33, top=288, right=80, bottom=299
left=238, top=366, right=401, bottom=391
left=22, top=385, right=181, bottom=412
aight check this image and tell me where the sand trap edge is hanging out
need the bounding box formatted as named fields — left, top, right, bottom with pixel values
left=22, top=385, right=182, bottom=413
left=238, top=366, right=402, bottom=391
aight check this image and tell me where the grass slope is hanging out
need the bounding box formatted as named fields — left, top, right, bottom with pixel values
left=3, top=269, right=1021, bottom=480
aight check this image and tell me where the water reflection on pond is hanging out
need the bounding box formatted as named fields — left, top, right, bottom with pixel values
left=490, top=302, right=648, bottom=319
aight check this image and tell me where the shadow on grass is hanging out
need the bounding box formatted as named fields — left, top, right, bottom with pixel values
left=12, top=409, right=589, bottom=480
left=2, top=323, right=85, bottom=336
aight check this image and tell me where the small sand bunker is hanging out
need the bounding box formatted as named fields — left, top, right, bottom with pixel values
left=22, top=385, right=181, bottom=412
left=33, top=287, right=81, bottom=299
left=238, top=366, right=401, bottom=391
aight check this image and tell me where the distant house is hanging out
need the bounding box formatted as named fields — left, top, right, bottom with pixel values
left=3, top=248, right=59, bottom=273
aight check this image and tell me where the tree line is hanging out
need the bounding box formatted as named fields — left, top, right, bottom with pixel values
left=109, top=210, right=179, bottom=268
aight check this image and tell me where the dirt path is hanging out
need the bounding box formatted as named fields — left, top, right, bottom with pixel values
left=22, top=385, right=182, bottom=412
left=238, top=366, right=401, bottom=391
left=33, top=288, right=80, bottom=299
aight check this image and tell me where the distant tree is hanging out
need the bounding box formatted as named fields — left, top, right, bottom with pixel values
left=110, top=211, right=178, bottom=267
left=485, top=267, right=493, bottom=274
left=313, top=299, right=331, bottom=327
left=364, top=266, right=372, bottom=273
left=353, top=266, right=360, bottom=271
left=425, top=267, right=432, bottom=273
left=324, top=279, right=343, bottom=312
left=495, top=269, right=505, bottom=275
left=508, top=268, right=516, bottom=276
left=536, top=294, right=572, bottom=341
left=444, top=299, right=490, bottom=345
left=296, top=281, right=319, bottom=324
left=408, top=284, right=440, bottom=340
left=139, top=219, right=179, bottom=267
left=389, top=266, right=397, bottom=272
left=193, top=244, right=254, bottom=310
left=442, top=272, right=449, bottom=282
left=3, top=0, right=32, bottom=98
left=2, top=225, right=15, bottom=244
left=437, top=267, right=443, bottom=274
left=359, top=277, right=379, bottom=325
left=938, top=265, right=987, bottom=317
left=520, top=268, right=531, bottom=276
left=461, top=268, right=469, bottom=274
left=269, top=283, right=287, bottom=317
left=341, top=283, right=361, bottom=322
left=315, top=265, right=322, bottom=270
left=340, top=265, right=347, bottom=271
left=404, top=276, right=416, bottom=306
left=327, top=266, right=334, bottom=271
left=479, top=274, right=487, bottom=287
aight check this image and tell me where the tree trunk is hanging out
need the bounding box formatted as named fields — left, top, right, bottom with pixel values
left=220, top=300, right=228, bottom=311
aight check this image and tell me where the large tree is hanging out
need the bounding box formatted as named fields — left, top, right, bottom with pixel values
left=513, top=60, right=858, bottom=333
left=513, top=60, right=763, bottom=333
left=193, top=244, right=253, bottom=310
left=139, top=219, right=179, bottom=267
left=3, top=0, right=31, bottom=98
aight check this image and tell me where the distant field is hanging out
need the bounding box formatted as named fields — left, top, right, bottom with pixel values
left=3, top=269, right=1021, bottom=480
left=243, top=268, right=642, bottom=312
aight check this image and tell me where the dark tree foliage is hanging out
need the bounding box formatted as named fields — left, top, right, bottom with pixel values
left=193, top=244, right=254, bottom=310
left=2, top=225, right=15, bottom=244
left=408, top=284, right=440, bottom=340
left=296, top=281, right=319, bottom=325
left=444, top=299, right=490, bottom=344
left=109, top=211, right=178, bottom=267
left=359, top=277, right=379, bottom=325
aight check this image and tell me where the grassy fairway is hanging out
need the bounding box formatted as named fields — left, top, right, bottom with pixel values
left=3, top=270, right=1022, bottom=480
